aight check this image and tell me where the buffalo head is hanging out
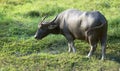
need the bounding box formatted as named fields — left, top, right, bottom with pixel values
left=34, top=16, right=58, bottom=40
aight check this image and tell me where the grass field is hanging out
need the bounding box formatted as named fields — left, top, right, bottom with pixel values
left=0, top=0, right=120, bottom=71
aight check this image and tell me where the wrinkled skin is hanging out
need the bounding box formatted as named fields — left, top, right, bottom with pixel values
left=34, top=9, right=108, bottom=60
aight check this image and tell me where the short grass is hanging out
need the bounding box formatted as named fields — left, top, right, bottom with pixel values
left=0, top=0, right=120, bottom=71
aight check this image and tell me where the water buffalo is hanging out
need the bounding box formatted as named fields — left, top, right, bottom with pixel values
left=34, top=9, right=108, bottom=60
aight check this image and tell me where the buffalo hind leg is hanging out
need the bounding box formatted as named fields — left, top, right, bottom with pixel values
left=87, top=35, right=98, bottom=58
left=87, top=44, right=97, bottom=58
left=100, top=34, right=107, bottom=60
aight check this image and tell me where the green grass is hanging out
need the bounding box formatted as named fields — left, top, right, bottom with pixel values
left=0, top=53, right=120, bottom=71
left=0, top=0, right=120, bottom=71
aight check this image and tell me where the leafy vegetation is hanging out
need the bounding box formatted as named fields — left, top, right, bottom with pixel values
left=0, top=0, right=120, bottom=71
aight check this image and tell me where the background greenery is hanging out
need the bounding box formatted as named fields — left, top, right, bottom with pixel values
left=0, top=0, right=120, bottom=71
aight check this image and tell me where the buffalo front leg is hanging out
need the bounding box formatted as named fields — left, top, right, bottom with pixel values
left=63, top=30, right=76, bottom=53
left=68, top=41, right=76, bottom=53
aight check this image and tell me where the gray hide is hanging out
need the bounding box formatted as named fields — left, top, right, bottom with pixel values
left=34, top=9, right=108, bottom=60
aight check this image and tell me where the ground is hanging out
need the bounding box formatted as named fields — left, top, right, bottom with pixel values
left=0, top=0, right=120, bottom=71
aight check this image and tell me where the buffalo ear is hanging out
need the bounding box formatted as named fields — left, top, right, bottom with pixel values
left=38, top=23, right=43, bottom=28
left=48, top=24, right=57, bottom=29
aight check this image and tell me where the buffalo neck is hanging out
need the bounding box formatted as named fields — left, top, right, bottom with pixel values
left=50, top=26, right=61, bottom=34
